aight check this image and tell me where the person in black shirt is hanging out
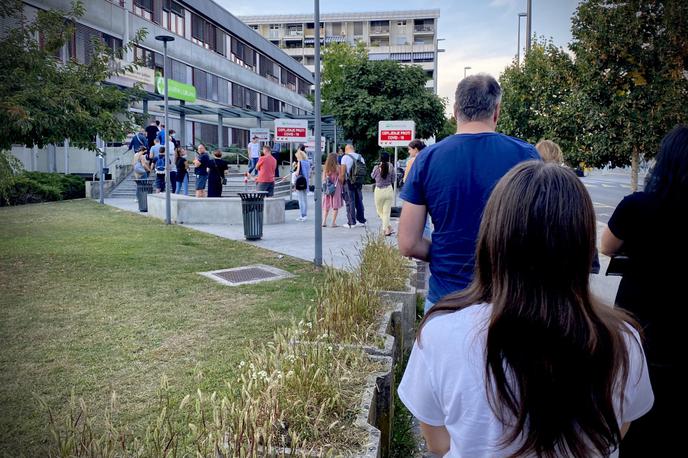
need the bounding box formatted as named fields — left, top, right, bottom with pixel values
left=207, top=150, right=228, bottom=198
left=145, top=120, right=160, bottom=150
left=601, top=125, right=688, bottom=457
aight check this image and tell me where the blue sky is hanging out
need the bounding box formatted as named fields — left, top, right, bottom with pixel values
left=220, top=0, right=581, bottom=115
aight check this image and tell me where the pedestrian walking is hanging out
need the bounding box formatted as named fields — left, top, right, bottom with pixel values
left=400, top=161, right=653, bottom=458
left=153, top=147, right=167, bottom=193
left=271, top=140, right=282, bottom=177
left=339, top=144, right=367, bottom=228
left=601, top=125, right=688, bottom=457
left=255, top=145, right=277, bottom=196
left=321, top=152, right=343, bottom=227
left=128, top=127, right=147, bottom=153
left=193, top=143, right=210, bottom=198
left=371, top=152, right=394, bottom=236
left=207, top=149, right=228, bottom=198
left=398, top=74, right=539, bottom=314
left=174, top=147, right=189, bottom=195
left=293, top=149, right=310, bottom=221
left=247, top=136, right=261, bottom=175
left=145, top=119, right=159, bottom=150
left=132, top=146, right=150, bottom=179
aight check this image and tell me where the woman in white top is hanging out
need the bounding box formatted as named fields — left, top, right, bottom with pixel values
left=399, top=161, right=653, bottom=457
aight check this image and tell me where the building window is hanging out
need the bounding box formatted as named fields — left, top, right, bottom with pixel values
left=259, top=54, right=279, bottom=82
left=231, top=37, right=256, bottom=70
left=297, top=78, right=310, bottom=97
left=218, top=78, right=229, bottom=105
left=269, top=23, right=280, bottom=39
left=134, top=46, right=155, bottom=69
left=353, top=21, right=363, bottom=36
left=191, top=13, right=217, bottom=50
left=331, top=22, right=343, bottom=36
left=286, top=23, right=303, bottom=36
left=414, top=18, right=435, bottom=33
left=281, top=68, right=297, bottom=92
left=231, top=128, right=249, bottom=148
left=396, top=20, right=407, bottom=26
left=369, top=20, right=389, bottom=34
left=193, top=67, right=207, bottom=99
left=133, top=0, right=153, bottom=21
left=261, top=94, right=280, bottom=112
left=162, top=1, right=184, bottom=37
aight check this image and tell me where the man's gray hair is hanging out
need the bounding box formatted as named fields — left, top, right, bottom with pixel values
left=454, top=74, right=502, bottom=123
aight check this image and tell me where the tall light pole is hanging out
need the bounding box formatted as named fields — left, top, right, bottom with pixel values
left=517, top=12, right=527, bottom=64
left=464, top=66, right=471, bottom=78
left=155, top=34, right=175, bottom=225
left=526, top=0, right=532, bottom=54
left=313, top=0, right=323, bottom=267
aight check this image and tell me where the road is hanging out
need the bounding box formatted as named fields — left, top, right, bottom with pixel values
left=581, top=168, right=645, bottom=224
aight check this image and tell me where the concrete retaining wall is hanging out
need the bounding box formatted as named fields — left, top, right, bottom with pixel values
left=85, top=180, right=116, bottom=199
left=147, top=193, right=285, bottom=225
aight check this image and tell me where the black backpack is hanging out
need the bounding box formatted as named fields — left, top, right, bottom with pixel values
left=350, top=155, right=367, bottom=186
left=295, top=163, right=308, bottom=191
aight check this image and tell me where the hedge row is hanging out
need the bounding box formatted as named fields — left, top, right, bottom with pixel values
left=0, top=172, right=85, bottom=206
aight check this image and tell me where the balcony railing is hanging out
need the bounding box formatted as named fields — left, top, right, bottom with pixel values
left=414, top=25, right=434, bottom=33
left=369, top=26, right=390, bottom=34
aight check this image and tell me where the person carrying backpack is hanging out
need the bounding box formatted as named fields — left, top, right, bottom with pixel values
left=339, top=144, right=367, bottom=228
left=154, top=147, right=167, bottom=193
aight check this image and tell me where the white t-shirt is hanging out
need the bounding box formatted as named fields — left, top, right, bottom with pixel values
left=341, top=152, right=364, bottom=176
left=398, top=303, right=654, bottom=458
left=248, top=142, right=261, bottom=158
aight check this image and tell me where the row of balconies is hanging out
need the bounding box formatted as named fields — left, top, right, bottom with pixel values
left=264, top=24, right=434, bottom=40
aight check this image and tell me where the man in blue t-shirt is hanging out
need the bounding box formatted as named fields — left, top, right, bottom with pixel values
left=193, top=143, right=210, bottom=198
left=398, top=74, right=540, bottom=313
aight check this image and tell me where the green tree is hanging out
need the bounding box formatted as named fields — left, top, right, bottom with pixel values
left=0, top=0, right=146, bottom=152
left=436, top=116, right=457, bottom=142
left=569, top=0, right=688, bottom=189
left=322, top=45, right=446, bottom=162
left=321, top=41, right=368, bottom=114
left=498, top=38, right=578, bottom=165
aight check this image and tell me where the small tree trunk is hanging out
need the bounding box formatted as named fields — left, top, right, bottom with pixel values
left=631, top=147, right=639, bottom=192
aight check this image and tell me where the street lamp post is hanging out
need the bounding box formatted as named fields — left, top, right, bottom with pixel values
left=313, top=0, right=323, bottom=267
left=526, top=0, right=532, bottom=54
left=155, top=34, right=175, bottom=225
left=517, top=12, right=527, bottom=65
left=464, top=66, right=471, bottom=78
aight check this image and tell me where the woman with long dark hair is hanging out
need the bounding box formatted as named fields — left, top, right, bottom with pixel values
left=400, top=161, right=653, bottom=457
left=322, top=152, right=343, bottom=227
left=601, top=125, right=687, bottom=457
left=371, top=151, right=394, bottom=236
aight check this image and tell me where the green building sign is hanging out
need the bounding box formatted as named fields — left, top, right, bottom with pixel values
left=155, top=75, right=196, bottom=102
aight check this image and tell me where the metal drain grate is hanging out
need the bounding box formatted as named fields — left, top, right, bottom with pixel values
left=198, top=264, right=294, bottom=286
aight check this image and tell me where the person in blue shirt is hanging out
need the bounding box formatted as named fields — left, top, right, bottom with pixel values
left=398, top=74, right=540, bottom=314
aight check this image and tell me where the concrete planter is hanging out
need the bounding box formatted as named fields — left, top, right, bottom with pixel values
left=377, top=278, right=417, bottom=354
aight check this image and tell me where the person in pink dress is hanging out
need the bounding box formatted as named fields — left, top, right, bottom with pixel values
left=322, top=152, right=343, bottom=227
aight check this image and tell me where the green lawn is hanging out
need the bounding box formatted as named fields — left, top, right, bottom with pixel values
left=0, top=199, right=323, bottom=455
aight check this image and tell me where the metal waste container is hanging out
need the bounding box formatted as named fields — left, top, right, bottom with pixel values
left=238, top=191, right=268, bottom=240
left=135, top=178, right=155, bottom=212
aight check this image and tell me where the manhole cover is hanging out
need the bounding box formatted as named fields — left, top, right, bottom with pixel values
left=198, top=264, right=294, bottom=286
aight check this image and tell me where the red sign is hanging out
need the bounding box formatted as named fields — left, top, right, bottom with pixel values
left=380, top=130, right=413, bottom=142
left=276, top=127, right=307, bottom=139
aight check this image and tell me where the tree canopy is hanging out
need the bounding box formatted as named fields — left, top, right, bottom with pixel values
left=322, top=43, right=445, bottom=162
left=0, top=0, right=146, bottom=152
left=499, top=0, right=688, bottom=188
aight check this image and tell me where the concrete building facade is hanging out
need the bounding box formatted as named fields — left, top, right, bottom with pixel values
left=239, top=9, right=441, bottom=93
left=5, top=0, right=314, bottom=175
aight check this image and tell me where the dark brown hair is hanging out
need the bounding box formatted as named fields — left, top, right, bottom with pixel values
left=419, top=161, right=639, bottom=457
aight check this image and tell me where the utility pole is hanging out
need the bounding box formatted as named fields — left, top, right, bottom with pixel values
left=313, top=0, right=323, bottom=267
left=526, top=0, right=532, bottom=54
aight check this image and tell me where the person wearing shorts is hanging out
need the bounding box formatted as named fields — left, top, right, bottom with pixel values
left=193, top=144, right=210, bottom=198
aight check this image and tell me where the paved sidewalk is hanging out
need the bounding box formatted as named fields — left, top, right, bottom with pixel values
left=105, top=190, right=395, bottom=269
left=104, top=191, right=620, bottom=303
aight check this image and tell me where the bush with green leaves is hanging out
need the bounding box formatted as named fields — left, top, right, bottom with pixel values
left=0, top=171, right=85, bottom=206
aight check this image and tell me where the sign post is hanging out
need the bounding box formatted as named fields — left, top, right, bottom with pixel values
left=275, top=119, right=308, bottom=203
left=378, top=120, right=415, bottom=207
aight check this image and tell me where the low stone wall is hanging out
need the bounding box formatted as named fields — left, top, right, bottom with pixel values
left=85, top=180, right=116, bottom=199
left=147, top=193, right=285, bottom=225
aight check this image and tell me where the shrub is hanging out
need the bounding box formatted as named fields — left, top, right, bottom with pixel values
left=0, top=171, right=85, bottom=206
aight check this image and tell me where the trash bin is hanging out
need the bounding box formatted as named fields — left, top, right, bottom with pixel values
left=238, top=191, right=268, bottom=240
left=135, top=178, right=155, bottom=212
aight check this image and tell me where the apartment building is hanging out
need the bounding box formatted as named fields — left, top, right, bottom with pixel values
left=239, top=10, right=441, bottom=93
left=6, top=0, right=314, bottom=174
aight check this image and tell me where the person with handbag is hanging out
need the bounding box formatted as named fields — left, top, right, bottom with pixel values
left=600, top=125, right=687, bottom=457
left=322, top=152, right=343, bottom=227
left=293, top=148, right=310, bottom=221
left=207, top=149, right=228, bottom=198
left=371, top=152, right=395, bottom=236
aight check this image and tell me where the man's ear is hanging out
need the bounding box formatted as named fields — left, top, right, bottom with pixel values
left=493, top=102, right=501, bottom=125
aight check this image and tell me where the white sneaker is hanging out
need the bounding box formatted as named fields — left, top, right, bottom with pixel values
left=345, top=223, right=357, bottom=229
left=296, top=216, right=304, bottom=221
